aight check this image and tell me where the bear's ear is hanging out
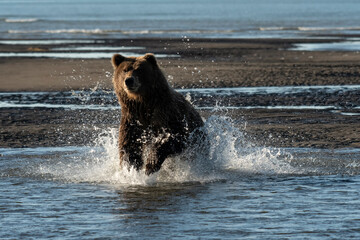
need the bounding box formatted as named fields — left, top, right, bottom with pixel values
left=111, top=54, right=125, bottom=69
left=144, top=53, right=157, bottom=66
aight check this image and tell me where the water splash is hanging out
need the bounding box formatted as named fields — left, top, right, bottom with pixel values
left=31, top=115, right=297, bottom=186
left=205, top=115, right=297, bottom=176
left=3, top=113, right=360, bottom=185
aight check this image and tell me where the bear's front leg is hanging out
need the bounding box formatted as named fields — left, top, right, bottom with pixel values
left=120, top=144, right=143, bottom=171
left=145, top=135, right=186, bottom=175
left=118, top=121, right=144, bottom=171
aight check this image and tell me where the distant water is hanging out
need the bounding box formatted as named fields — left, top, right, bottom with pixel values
left=1, top=0, right=360, bottom=39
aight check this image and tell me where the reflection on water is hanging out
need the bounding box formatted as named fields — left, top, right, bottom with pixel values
left=51, top=46, right=145, bottom=51
left=291, top=41, right=360, bottom=51
left=0, top=52, right=178, bottom=59
left=0, top=40, right=104, bottom=45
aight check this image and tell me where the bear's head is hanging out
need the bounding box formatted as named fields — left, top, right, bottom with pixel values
left=112, top=53, right=168, bottom=102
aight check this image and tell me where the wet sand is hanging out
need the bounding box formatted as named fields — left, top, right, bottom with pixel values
left=0, top=38, right=359, bottom=149
left=1, top=107, right=359, bottom=149
left=1, top=38, right=360, bottom=91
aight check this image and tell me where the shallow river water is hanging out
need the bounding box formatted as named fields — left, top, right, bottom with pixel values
left=1, top=86, right=360, bottom=239
left=1, top=143, right=360, bottom=239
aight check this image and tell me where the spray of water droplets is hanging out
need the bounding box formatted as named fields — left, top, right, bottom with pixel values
left=34, top=114, right=298, bottom=186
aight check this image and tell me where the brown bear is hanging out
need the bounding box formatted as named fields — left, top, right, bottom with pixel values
left=111, top=53, right=205, bottom=175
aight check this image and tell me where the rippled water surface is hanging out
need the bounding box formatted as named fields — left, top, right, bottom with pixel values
left=2, top=142, right=360, bottom=239
left=1, top=0, right=360, bottom=39
left=1, top=86, right=360, bottom=239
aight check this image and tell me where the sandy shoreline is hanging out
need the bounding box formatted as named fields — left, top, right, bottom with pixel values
left=0, top=38, right=360, bottom=91
left=0, top=38, right=359, bottom=149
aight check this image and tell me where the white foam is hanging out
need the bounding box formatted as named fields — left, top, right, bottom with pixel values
left=5, top=18, right=38, bottom=23
left=259, top=26, right=360, bottom=32
left=6, top=28, right=236, bottom=37
left=298, top=26, right=360, bottom=31
left=259, top=27, right=288, bottom=31
left=8, top=29, right=109, bottom=34
left=121, top=29, right=236, bottom=35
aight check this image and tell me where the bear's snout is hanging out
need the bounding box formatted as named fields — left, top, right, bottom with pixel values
left=124, top=76, right=140, bottom=92
left=125, top=77, right=135, bottom=88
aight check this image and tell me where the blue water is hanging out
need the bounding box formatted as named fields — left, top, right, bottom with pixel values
left=1, top=126, right=360, bottom=239
left=1, top=0, right=360, bottom=39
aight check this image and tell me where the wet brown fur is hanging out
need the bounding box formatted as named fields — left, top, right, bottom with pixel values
left=112, top=53, right=204, bottom=175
